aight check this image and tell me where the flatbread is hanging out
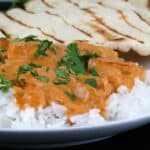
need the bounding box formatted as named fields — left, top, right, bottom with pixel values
left=7, top=8, right=90, bottom=44
left=0, top=0, right=149, bottom=55
left=23, top=0, right=150, bottom=55
left=0, top=13, right=54, bottom=41
left=127, top=0, right=150, bottom=8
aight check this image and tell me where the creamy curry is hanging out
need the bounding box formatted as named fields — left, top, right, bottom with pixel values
left=0, top=37, right=145, bottom=117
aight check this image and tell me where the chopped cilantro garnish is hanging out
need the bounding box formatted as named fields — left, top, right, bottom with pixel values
left=0, top=53, right=5, bottom=63
left=12, top=38, right=22, bottom=43
left=84, top=78, right=97, bottom=88
left=17, top=63, right=42, bottom=77
left=37, top=75, right=49, bottom=83
left=53, top=79, right=69, bottom=85
left=11, top=0, right=28, bottom=8
left=0, top=75, right=12, bottom=93
left=54, top=68, right=69, bottom=85
left=0, top=37, right=7, bottom=40
left=89, top=68, right=99, bottom=76
left=17, top=63, right=49, bottom=83
left=22, top=35, right=38, bottom=42
left=56, top=68, right=69, bottom=79
left=34, top=40, right=53, bottom=58
left=81, top=53, right=100, bottom=60
left=0, top=47, right=7, bottom=64
left=0, top=47, right=7, bottom=52
left=13, top=35, right=39, bottom=42
left=65, top=91, right=76, bottom=101
left=31, top=70, right=49, bottom=83
left=46, top=67, right=50, bottom=73
left=51, top=46, right=57, bottom=55
left=62, top=43, right=85, bottom=75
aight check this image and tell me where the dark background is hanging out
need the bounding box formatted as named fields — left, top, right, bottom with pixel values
left=0, top=1, right=150, bottom=149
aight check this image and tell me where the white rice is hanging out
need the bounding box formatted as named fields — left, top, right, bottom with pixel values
left=0, top=72, right=150, bottom=129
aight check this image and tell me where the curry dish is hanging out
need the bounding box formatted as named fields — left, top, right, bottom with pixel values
left=0, top=37, right=145, bottom=117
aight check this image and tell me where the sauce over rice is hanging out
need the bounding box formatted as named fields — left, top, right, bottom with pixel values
left=0, top=38, right=145, bottom=117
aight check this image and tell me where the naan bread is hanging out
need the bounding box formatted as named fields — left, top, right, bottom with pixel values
left=0, top=0, right=150, bottom=55
left=25, top=0, right=150, bottom=55
left=6, top=8, right=90, bottom=44
left=127, top=0, right=150, bottom=8
left=0, top=13, right=54, bottom=41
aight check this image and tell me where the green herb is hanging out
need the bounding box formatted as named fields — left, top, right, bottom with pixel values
left=11, top=0, right=29, bottom=8
left=0, top=47, right=7, bottom=52
left=22, top=35, right=38, bottom=42
left=51, top=46, right=57, bottom=55
left=0, top=37, right=7, bottom=40
left=17, top=63, right=42, bottom=77
left=37, top=75, right=49, bottom=83
left=0, top=53, right=5, bottom=63
left=65, top=91, right=76, bottom=101
left=89, top=68, right=99, bottom=76
left=13, top=35, right=39, bottom=42
left=84, top=78, right=97, bottom=88
left=12, top=38, right=21, bottom=43
left=56, top=68, right=69, bottom=79
left=46, top=67, right=50, bottom=73
left=53, top=79, right=69, bottom=85
left=81, top=53, right=100, bottom=60
left=0, top=75, right=12, bottom=93
left=31, top=70, right=49, bottom=83
left=34, top=40, right=53, bottom=58
left=0, top=47, right=7, bottom=63
left=54, top=68, right=69, bottom=85
left=17, top=63, right=49, bottom=83
left=62, top=43, right=85, bottom=75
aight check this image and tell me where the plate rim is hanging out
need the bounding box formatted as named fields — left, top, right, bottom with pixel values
left=0, top=114, right=149, bottom=133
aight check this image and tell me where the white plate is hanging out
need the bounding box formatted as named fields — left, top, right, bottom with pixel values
left=0, top=116, right=150, bottom=148
left=0, top=1, right=150, bottom=147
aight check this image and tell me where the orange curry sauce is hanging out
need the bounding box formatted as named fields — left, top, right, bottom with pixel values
left=0, top=39, right=145, bottom=117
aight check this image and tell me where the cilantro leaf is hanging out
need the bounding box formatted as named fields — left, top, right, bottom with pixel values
left=89, top=68, right=99, bottom=76
left=0, top=47, right=7, bottom=52
left=0, top=37, right=7, bottom=40
left=65, top=91, right=76, bottom=101
left=46, top=67, right=50, bottom=73
left=31, top=70, right=49, bottom=83
left=17, top=63, right=42, bottom=77
left=13, top=35, right=39, bottom=42
left=36, top=75, right=49, bottom=83
left=56, top=68, right=69, bottom=79
left=0, top=47, right=7, bottom=63
left=51, top=46, right=57, bottom=55
left=54, top=68, right=69, bottom=85
left=34, top=40, right=53, bottom=58
left=17, top=63, right=49, bottom=83
left=11, top=0, right=28, bottom=8
left=62, top=43, right=86, bottom=75
left=84, top=78, right=97, bottom=88
left=0, top=75, right=12, bottom=93
left=53, top=79, right=69, bottom=85
left=0, top=53, right=5, bottom=63
left=81, top=53, right=100, bottom=60
left=22, top=35, right=38, bottom=42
